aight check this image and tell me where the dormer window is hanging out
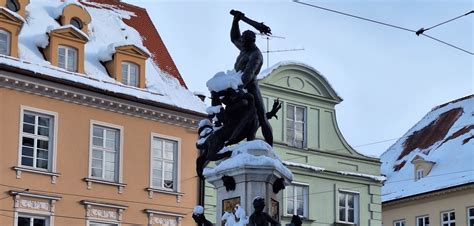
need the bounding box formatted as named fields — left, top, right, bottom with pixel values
left=58, top=45, right=77, bottom=72
left=0, top=29, right=10, bottom=55
left=6, top=0, right=20, bottom=12
left=416, top=168, right=424, bottom=180
left=121, top=62, right=139, bottom=87
left=70, top=17, right=83, bottom=30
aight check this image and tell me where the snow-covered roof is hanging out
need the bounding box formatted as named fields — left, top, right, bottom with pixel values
left=1, top=0, right=205, bottom=114
left=381, top=95, right=474, bottom=202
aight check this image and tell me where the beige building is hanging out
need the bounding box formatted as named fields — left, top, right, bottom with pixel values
left=381, top=95, right=474, bottom=226
left=0, top=0, right=205, bottom=225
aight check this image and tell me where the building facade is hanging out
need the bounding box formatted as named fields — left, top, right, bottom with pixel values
left=381, top=95, right=474, bottom=226
left=204, top=62, right=384, bottom=226
left=0, top=0, right=205, bottom=225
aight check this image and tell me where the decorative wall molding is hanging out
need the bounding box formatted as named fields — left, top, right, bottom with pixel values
left=145, top=209, right=184, bottom=226
left=82, top=200, right=127, bottom=222
left=12, top=166, right=61, bottom=184
left=0, top=74, right=201, bottom=129
left=10, top=190, right=61, bottom=214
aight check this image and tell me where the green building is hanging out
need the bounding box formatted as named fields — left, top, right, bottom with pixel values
left=204, top=61, right=383, bottom=226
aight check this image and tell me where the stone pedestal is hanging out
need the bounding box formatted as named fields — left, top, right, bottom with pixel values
left=204, top=142, right=292, bottom=224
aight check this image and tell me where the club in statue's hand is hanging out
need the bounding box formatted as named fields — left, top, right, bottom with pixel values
left=230, top=9, right=272, bottom=35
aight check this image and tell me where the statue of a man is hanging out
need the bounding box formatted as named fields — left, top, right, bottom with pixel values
left=229, top=10, right=274, bottom=146
left=248, top=197, right=281, bottom=226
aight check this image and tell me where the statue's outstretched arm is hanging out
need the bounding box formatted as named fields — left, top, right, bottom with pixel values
left=230, top=13, right=243, bottom=50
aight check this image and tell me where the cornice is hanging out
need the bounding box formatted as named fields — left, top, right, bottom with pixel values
left=382, top=182, right=474, bottom=207
left=0, top=73, right=201, bottom=129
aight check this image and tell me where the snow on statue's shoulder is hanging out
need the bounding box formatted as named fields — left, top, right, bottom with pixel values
left=193, top=205, right=204, bottom=215
left=203, top=140, right=293, bottom=180
left=206, top=70, right=243, bottom=92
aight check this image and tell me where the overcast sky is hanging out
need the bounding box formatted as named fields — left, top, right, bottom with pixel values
left=124, top=0, right=472, bottom=157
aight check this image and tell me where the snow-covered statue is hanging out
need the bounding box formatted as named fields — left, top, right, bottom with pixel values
left=192, top=205, right=213, bottom=226
left=222, top=204, right=249, bottom=226
left=196, top=72, right=281, bottom=178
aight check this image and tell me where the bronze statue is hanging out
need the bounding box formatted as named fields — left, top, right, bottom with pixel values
left=248, top=197, right=281, bottom=226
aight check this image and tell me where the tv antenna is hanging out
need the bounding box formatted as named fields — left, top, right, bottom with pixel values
left=257, top=33, right=305, bottom=68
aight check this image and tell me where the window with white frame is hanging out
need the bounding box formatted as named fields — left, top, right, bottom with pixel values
left=17, top=214, right=49, bottom=226
left=90, top=124, right=120, bottom=182
left=468, top=207, right=474, bottom=226
left=338, top=192, right=359, bottom=224
left=416, top=168, right=424, bottom=180
left=286, top=184, right=308, bottom=218
left=121, top=62, right=139, bottom=87
left=58, top=45, right=78, bottom=72
left=394, top=220, right=406, bottom=226
left=0, top=29, right=11, bottom=55
left=286, top=104, right=306, bottom=148
left=88, top=222, right=118, bottom=226
left=441, top=210, right=455, bottom=226
left=20, top=111, right=55, bottom=170
left=417, top=216, right=429, bottom=226
left=151, top=136, right=178, bottom=191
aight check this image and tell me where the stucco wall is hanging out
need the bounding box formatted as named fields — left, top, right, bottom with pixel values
left=0, top=86, right=199, bottom=225
left=382, top=186, right=474, bottom=226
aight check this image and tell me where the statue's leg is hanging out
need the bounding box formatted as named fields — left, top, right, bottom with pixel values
left=247, top=81, right=273, bottom=146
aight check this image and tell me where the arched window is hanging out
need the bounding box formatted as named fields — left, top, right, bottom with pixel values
left=0, top=29, right=11, bottom=56
left=70, top=17, right=83, bottom=30
left=58, top=45, right=78, bottom=72
left=6, top=0, right=20, bottom=12
left=121, top=62, right=139, bottom=87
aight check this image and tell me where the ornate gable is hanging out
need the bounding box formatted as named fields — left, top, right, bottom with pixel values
left=0, top=7, right=24, bottom=26
left=116, top=45, right=150, bottom=59
left=50, top=26, right=88, bottom=43
left=260, top=63, right=342, bottom=103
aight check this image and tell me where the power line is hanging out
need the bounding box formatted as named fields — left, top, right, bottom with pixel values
left=293, top=0, right=473, bottom=55
left=293, top=0, right=415, bottom=32
left=417, top=10, right=474, bottom=35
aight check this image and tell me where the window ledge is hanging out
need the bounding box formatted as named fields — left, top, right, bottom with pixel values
left=334, top=221, right=357, bottom=226
left=13, top=166, right=61, bottom=184
left=281, top=215, right=315, bottom=222
left=84, top=178, right=126, bottom=194
left=146, top=187, right=184, bottom=203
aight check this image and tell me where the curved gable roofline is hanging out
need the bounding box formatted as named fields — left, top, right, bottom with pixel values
left=258, top=61, right=343, bottom=103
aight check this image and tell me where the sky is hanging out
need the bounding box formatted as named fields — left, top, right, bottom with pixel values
left=124, top=0, right=473, bottom=157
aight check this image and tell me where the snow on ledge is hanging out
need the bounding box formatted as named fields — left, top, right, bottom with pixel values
left=99, top=41, right=151, bottom=62
left=283, top=161, right=325, bottom=172
left=203, top=140, right=293, bottom=180
left=337, top=171, right=386, bottom=182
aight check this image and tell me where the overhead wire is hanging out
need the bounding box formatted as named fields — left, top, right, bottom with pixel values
left=293, top=0, right=473, bottom=55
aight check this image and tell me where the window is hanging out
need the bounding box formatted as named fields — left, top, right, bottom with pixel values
left=121, top=62, right=139, bottom=87
left=441, top=211, right=455, bottom=226
left=468, top=207, right=474, bottom=226
left=286, top=104, right=306, bottom=148
left=70, top=17, right=83, bottom=30
left=338, top=192, right=359, bottom=224
left=394, top=220, right=406, bottom=226
left=88, top=222, right=118, bottom=226
left=151, top=136, right=178, bottom=191
left=20, top=110, right=55, bottom=171
left=417, top=216, right=430, bottom=226
left=286, top=184, right=308, bottom=218
left=58, top=45, right=77, bottom=72
left=6, top=0, right=20, bottom=12
left=18, top=214, right=49, bottom=226
left=90, top=124, right=120, bottom=182
left=0, top=29, right=11, bottom=55
left=416, top=168, right=424, bottom=180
